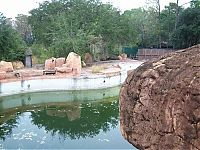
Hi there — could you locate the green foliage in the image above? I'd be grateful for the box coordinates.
[31,43,51,64]
[15,14,33,46]
[0,13,25,61]
[191,0,200,8]
[172,7,200,49]
[160,3,177,47]
[26,0,200,60]
[28,0,124,59]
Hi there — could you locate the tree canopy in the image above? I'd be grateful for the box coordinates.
[0,0,200,62]
[0,13,25,61]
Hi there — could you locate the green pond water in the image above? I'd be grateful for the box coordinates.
[0,87,134,149]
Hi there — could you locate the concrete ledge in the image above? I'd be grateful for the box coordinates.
[0,61,143,97]
[0,71,126,97]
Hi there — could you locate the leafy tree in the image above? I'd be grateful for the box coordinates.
[160,3,177,48]
[172,7,200,49]
[28,0,123,59]
[145,0,162,48]
[15,14,33,46]
[27,0,200,60]
[0,13,25,61]
[121,8,145,47]
[191,0,200,8]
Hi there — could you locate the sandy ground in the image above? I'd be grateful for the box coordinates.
[1,59,144,83]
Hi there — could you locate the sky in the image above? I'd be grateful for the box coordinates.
[0,0,191,19]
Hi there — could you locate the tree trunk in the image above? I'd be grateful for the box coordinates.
[175,0,179,30]
[158,0,161,48]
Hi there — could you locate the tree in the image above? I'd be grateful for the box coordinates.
[146,0,162,48]
[172,7,200,49]
[0,13,25,61]
[191,0,200,8]
[175,0,179,30]
[28,0,122,59]
[160,3,178,48]
[15,14,33,46]
[121,8,148,47]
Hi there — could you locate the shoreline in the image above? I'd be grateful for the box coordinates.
[0,60,143,97]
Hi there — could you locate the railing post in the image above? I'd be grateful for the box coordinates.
[0,82,1,94]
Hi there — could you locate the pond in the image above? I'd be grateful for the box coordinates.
[0,87,135,149]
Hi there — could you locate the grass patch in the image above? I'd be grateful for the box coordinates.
[91,65,106,73]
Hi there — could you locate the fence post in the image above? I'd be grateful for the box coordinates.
[0,82,1,94]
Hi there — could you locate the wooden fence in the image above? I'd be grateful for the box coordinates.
[136,49,174,60]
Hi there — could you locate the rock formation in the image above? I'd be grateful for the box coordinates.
[55,57,65,67]
[43,53,82,76]
[118,53,127,61]
[44,57,56,71]
[12,61,24,70]
[0,61,14,72]
[65,52,82,75]
[56,66,72,73]
[120,45,200,150]
[0,71,6,80]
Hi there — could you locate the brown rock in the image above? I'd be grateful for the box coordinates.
[56,57,65,67]
[5,72,17,79]
[45,57,56,71]
[0,61,14,72]
[12,61,24,70]
[118,55,122,60]
[0,71,6,80]
[121,53,127,60]
[17,69,43,77]
[120,44,200,150]
[118,53,127,61]
[65,52,82,76]
[84,53,93,66]
[55,67,72,73]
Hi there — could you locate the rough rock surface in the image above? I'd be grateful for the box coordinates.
[0,71,6,80]
[118,53,127,61]
[0,61,14,72]
[45,57,56,71]
[12,61,24,70]
[55,66,72,73]
[55,57,65,67]
[120,45,200,150]
[65,52,82,75]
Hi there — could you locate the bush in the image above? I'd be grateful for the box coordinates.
[0,14,25,62]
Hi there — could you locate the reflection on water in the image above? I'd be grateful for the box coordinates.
[0,89,134,149]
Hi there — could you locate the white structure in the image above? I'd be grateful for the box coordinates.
[0,61,143,97]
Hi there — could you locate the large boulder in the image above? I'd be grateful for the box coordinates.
[65,52,82,75]
[55,66,72,73]
[0,71,6,80]
[120,45,200,150]
[118,53,127,61]
[45,57,56,71]
[0,61,14,72]
[56,57,65,67]
[12,61,24,70]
